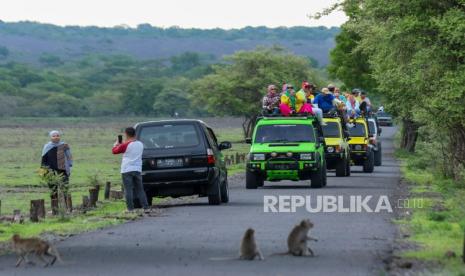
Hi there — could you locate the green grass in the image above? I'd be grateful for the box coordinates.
[396,150,465,274]
[0,117,249,246]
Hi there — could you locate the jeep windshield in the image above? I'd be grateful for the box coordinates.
[139,124,200,149]
[254,124,315,143]
[322,122,340,138]
[349,123,367,137]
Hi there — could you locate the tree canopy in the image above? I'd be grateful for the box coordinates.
[329,0,465,180]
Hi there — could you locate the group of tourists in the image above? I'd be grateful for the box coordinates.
[262,81,372,123]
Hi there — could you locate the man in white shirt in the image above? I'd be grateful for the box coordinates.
[112,127,149,211]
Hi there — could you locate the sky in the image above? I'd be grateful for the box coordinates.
[0,0,347,29]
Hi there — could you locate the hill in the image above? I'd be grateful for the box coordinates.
[0,21,339,66]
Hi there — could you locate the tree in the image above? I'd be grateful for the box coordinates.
[328,0,465,178]
[170,52,202,74]
[0,46,9,59]
[153,78,190,116]
[39,54,63,67]
[85,91,123,116]
[44,94,87,116]
[327,27,376,92]
[192,47,324,137]
[121,80,163,115]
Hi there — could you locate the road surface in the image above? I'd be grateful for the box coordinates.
[0,127,400,276]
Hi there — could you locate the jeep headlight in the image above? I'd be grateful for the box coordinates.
[252,154,265,161]
[300,153,314,160]
[354,145,362,151]
[327,146,334,153]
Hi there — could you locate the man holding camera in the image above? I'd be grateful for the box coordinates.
[112,127,149,212]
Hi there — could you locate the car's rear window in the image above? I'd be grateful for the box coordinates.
[255,124,315,143]
[322,122,341,138]
[377,112,391,117]
[349,123,367,137]
[139,124,200,149]
[368,121,376,135]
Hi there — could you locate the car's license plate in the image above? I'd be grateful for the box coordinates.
[269,163,293,170]
[157,158,184,168]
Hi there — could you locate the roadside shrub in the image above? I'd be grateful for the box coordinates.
[428,212,447,222]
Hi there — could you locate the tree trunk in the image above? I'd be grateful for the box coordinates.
[448,125,465,181]
[400,118,420,152]
[242,115,258,139]
[463,228,465,263]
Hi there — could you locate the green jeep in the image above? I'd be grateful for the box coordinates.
[245,115,327,189]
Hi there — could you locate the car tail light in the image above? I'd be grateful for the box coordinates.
[207,148,215,165]
[335,145,341,153]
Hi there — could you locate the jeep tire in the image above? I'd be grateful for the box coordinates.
[363,150,375,173]
[246,170,263,189]
[345,158,351,176]
[311,165,324,188]
[374,142,382,166]
[335,158,347,177]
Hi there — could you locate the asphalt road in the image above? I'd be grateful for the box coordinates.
[0,127,400,276]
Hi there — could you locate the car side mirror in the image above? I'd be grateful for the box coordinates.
[245,138,252,144]
[219,141,232,151]
[346,137,351,141]
[368,134,374,138]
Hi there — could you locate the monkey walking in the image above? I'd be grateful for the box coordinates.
[210,228,264,261]
[272,219,318,257]
[11,234,63,267]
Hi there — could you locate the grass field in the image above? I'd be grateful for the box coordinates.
[0,117,249,244]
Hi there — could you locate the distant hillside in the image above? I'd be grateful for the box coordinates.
[0,21,339,66]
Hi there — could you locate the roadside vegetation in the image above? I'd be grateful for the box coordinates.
[0,117,248,246]
[326,1,465,272]
[395,126,465,274]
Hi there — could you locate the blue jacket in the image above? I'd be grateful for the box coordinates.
[313,94,335,113]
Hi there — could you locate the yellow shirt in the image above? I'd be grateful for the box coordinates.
[281,94,292,108]
[295,90,307,112]
[307,94,315,102]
